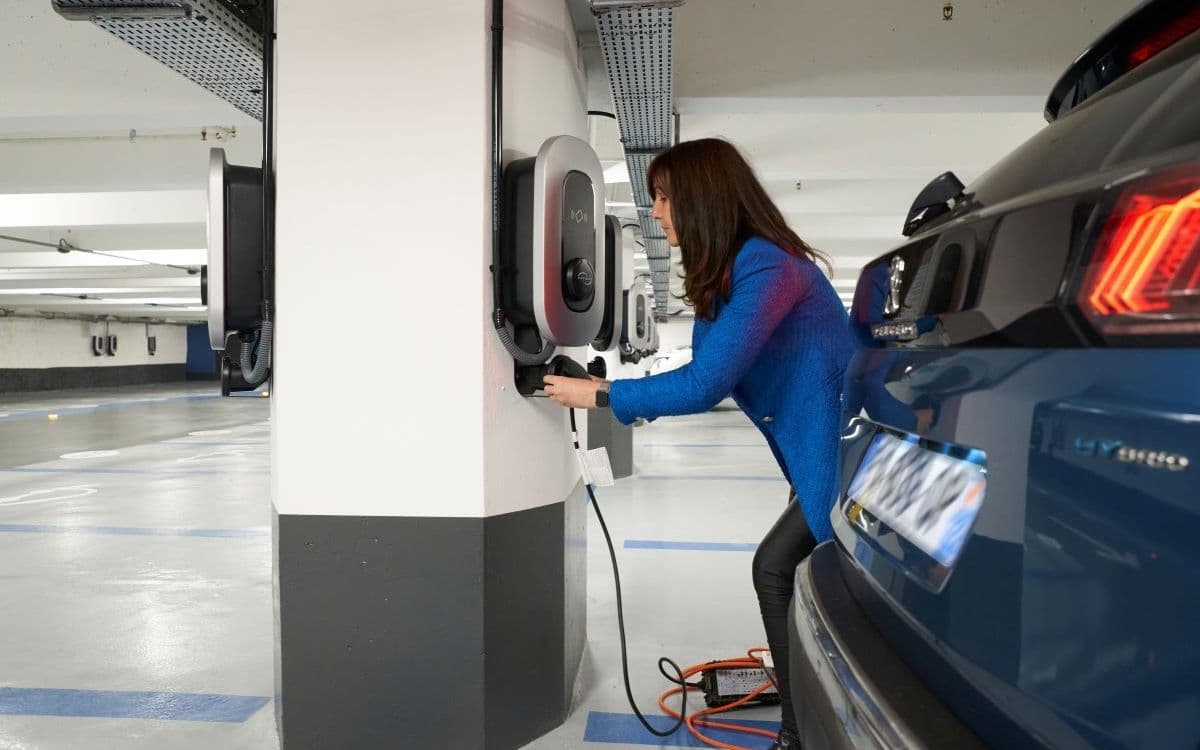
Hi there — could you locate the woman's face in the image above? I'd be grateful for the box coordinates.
[650,189,678,247]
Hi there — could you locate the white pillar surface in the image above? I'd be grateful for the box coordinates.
[273,0,491,519]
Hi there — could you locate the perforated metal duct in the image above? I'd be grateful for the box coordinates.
[593,2,679,312]
[52,0,263,120]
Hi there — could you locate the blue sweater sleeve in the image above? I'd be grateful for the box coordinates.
[610,243,807,425]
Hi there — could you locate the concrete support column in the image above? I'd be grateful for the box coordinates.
[272,1,589,747]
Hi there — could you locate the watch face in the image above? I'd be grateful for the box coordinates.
[596,388,610,408]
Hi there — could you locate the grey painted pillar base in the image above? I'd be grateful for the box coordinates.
[273,481,588,749]
[587,408,633,479]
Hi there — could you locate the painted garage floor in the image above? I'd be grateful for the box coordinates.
[0,385,788,749]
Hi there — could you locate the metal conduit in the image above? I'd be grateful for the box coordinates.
[592,1,681,312]
[52,0,264,120]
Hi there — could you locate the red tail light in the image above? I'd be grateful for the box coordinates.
[1127,5,1200,69]
[1078,166,1200,336]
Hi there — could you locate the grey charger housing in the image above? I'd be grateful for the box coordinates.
[204,148,263,351]
[500,135,606,352]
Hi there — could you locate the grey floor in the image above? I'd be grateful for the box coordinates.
[0,385,787,749]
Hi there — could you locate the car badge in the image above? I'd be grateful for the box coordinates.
[885,256,906,316]
[1073,438,1190,472]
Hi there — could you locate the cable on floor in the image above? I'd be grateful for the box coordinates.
[570,408,782,749]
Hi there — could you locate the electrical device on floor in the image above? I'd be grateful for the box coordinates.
[567,407,782,749]
[700,662,780,709]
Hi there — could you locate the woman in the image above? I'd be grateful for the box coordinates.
[543,138,853,750]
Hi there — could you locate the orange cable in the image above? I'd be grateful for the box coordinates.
[654,652,781,750]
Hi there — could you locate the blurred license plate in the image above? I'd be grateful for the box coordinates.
[846,432,987,568]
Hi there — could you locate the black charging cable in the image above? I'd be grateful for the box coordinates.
[568,407,689,738]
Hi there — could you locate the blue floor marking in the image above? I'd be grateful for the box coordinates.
[625,540,758,552]
[583,711,778,747]
[0,687,269,723]
[0,524,269,539]
[637,474,785,482]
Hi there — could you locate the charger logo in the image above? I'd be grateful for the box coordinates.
[1073,438,1190,472]
[569,209,589,224]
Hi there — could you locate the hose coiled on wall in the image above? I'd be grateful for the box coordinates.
[240,320,272,386]
[493,311,554,365]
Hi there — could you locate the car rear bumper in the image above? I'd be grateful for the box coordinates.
[789,542,986,750]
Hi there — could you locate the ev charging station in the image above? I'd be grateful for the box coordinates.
[494,134,609,395]
[203,147,273,396]
[592,214,625,353]
[621,285,658,364]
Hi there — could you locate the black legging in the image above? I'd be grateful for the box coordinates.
[751,488,817,738]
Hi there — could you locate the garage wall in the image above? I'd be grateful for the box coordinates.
[0,316,186,391]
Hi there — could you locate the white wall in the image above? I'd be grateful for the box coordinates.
[274,0,491,519]
[483,0,592,518]
[0,134,261,195]
[0,317,184,367]
[275,0,599,520]
[273,0,590,522]
[655,318,694,353]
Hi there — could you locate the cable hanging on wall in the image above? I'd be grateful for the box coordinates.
[0,232,200,274]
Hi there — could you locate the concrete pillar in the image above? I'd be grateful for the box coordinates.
[272,1,589,747]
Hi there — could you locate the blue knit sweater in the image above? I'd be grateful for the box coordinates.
[610,237,854,542]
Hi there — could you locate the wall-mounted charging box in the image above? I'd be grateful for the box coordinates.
[204,148,263,352]
[591,215,625,352]
[623,287,655,353]
[501,135,605,355]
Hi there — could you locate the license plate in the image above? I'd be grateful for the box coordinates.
[846,431,987,568]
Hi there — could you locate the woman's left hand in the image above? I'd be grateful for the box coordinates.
[543,375,602,409]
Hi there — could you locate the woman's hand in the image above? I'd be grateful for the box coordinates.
[543,375,605,409]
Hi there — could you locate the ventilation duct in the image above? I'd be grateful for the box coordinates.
[51,0,264,120]
[592,1,680,313]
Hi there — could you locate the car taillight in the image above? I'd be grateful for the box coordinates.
[1078,166,1200,336]
[1127,5,1200,69]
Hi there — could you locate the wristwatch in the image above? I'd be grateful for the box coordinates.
[595,381,611,408]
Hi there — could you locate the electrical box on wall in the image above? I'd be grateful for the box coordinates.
[620,286,656,362]
[204,148,262,352]
[591,215,625,352]
[202,148,271,396]
[500,135,606,394]
[501,135,605,350]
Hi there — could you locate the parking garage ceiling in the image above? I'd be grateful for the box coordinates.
[2,0,1138,321]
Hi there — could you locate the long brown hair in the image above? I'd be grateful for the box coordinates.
[646,138,830,320]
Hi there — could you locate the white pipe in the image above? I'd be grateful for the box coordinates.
[0,126,237,145]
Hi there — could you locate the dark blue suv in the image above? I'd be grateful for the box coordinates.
[789,2,1200,748]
